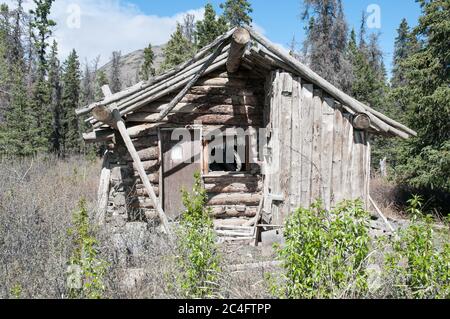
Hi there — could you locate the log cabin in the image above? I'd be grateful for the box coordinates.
[76,27,416,242]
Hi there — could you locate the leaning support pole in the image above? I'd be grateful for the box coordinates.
[226,27,251,73]
[112,108,172,236]
[101,85,172,236]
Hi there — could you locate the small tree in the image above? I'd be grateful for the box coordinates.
[67,198,108,299]
[196,3,229,49]
[140,43,155,81]
[177,172,221,298]
[384,196,450,299]
[160,23,195,71]
[271,200,371,299]
[220,0,253,27]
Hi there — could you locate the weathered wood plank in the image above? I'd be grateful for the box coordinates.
[310,88,323,204]
[139,102,261,116]
[124,146,159,161]
[204,181,262,193]
[290,77,303,209]
[321,97,335,210]
[160,93,261,106]
[331,102,344,206]
[209,206,258,218]
[342,114,354,201]
[279,72,293,218]
[300,83,314,207]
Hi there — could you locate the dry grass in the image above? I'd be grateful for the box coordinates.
[0,155,99,298]
[0,155,270,299]
[370,176,406,220]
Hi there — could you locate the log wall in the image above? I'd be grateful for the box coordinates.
[104,66,266,224]
[264,71,371,225]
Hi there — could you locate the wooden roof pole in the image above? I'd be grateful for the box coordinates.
[226,28,251,73]
[99,85,172,236]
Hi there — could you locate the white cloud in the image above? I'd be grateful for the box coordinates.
[8,0,204,66]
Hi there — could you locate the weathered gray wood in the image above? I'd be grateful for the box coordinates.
[331,102,344,206]
[311,88,323,204]
[96,151,111,226]
[209,206,258,218]
[321,97,335,210]
[123,146,159,162]
[126,113,262,126]
[204,181,262,193]
[300,83,314,207]
[158,39,231,121]
[208,193,262,206]
[243,26,416,138]
[279,72,293,218]
[111,108,172,235]
[352,113,371,130]
[342,114,354,200]
[227,28,251,73]
[76,28,236,116]
[290,77,303,208]
[83,129,114,143]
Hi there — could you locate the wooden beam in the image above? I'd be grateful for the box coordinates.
[100,85,172,235]
[352,113,371,130]
[157,39,231,121]
[96,151,111,226]
[227,28,251,73]
[112,108,172,236]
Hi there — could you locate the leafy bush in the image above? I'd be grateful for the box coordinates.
[67,198,108,299]
[384,196,450,299]
[270,200,372,299]
[176,172,221,298]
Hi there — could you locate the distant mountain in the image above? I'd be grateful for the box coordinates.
[98,44,166,89]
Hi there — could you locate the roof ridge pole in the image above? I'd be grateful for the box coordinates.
[99,85,173,237]
[157,38,231,121]
[226,27,251,73]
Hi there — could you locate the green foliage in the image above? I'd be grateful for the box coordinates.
[384,197,450,299]
[220,0,253,27]
[140,44,155,81]
[176,172,221,298]
[61,49,82,155]
[271,200,371,299]
[395,0,450,194]
[196,3,229,49]
[160,24,195,72]
[10,283,22,299]
[68,198,108,299]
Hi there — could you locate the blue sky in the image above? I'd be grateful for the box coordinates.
[132,0,422,74]
[6,0,422,76]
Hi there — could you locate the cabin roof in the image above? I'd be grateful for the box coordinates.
[76,27,416,139]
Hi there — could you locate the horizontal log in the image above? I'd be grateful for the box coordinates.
[352,113,371,130]
[131,136,159,149]
[136,103,261,117]
[188,86,263,96]
[83,129,114,143]
[205,181,262,193]
[196,77,247,87]
[203,173,260,184]
[123,173,160,185]
[131,187,160,197]
[128,159,159,172]
[123,146,159,161]
[208,193,262,206]
[127,113,263,126]
[160,93,261,106]
[209,206,258,218]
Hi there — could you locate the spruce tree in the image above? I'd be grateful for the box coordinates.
[61,50,82,155]
[397,0,450,193]
[220,0,253,27]
[29,0,56,152]
[48,40,61,154]
[94,69,108,101]
[160,23,195,71]
[301,0,352,91]
[140,44,155,81]
[196,3,229,49]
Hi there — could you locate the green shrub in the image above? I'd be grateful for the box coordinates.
[67,198,108,299]
[384,196,450,299]
[271,200,372,299]
[176,172,221,298]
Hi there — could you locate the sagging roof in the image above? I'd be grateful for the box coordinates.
[76,27,416,140]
